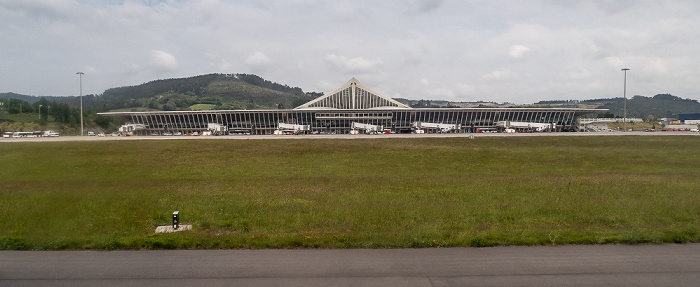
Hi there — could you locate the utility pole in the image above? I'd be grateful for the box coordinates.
[77,72,84,136]
[621,68,629,132]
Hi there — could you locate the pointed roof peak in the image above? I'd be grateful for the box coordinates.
[295,78,410,110]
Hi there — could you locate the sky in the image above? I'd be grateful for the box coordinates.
[1,0,699,104]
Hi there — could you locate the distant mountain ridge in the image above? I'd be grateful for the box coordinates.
[0,92,74,104]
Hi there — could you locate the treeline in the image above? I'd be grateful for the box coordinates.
[2,98,36,114]
[0,97,124,134]
[1,97,84,124]
[599,94,700,118]
[535,99,581,105]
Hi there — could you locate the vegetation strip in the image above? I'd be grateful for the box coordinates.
[0,136,698,249]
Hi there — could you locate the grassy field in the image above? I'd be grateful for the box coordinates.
[0,112,41,122]
[187,104,217,110]
[0,136,698,249]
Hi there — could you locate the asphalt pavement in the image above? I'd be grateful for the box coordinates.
[1,244,699,286]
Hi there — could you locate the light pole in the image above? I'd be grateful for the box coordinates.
[77,72,84,136]
[621,68,629,132]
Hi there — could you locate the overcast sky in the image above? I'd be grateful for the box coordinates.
[1,0,699,104]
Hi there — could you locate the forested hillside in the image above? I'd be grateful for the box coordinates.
[93,74,315,111]
[534,94,700,119]
[599,94,700,119]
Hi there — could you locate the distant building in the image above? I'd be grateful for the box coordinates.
[679,113,700,124]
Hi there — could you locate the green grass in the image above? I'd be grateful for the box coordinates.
[187,104,217,110]
[0,112,41,122]
[0,136,698,249]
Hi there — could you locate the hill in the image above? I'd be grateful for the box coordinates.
[599,94,700,119]
[0,92,38,103]
[92,74,315,111]
[534,94,700,119]
[1,74,317,112]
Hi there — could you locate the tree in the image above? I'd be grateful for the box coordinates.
[36,97,50,122]
[163,101,177,111]
[49,102,72,123]
[8,99,33,114]
[596,112,615,118]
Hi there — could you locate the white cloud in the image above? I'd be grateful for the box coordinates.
[324,55,383,74]
[483,69,517,80]
[644,57,669,75]
[508,45,530,59]
[315,80,339,93]
[454,83,475,95]
[205,53,232,71]
[565,67,591,80]
[405,0,445,13]
[0,0,82,21]
[427,87,455,98]
[604,57,624,68]
[148,50,178,72]
[121,62,140,75]
[245,52,272,71]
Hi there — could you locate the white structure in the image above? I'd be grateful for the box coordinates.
[496,121,555,132]
[207,123,228,134]
[275,123,310,135]
[351,122,384,134]
[578,118,643,131]
[578,118,643,124]
[119,124,147,135]
[42,130,60,137]
[295,78,410,110]
[411,122,460,133]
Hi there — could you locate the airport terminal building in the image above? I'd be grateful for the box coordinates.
[99,78,604,135]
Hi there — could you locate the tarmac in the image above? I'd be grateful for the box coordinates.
[1,244,699,286]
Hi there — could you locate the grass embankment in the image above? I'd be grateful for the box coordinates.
[0,137,698,249]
